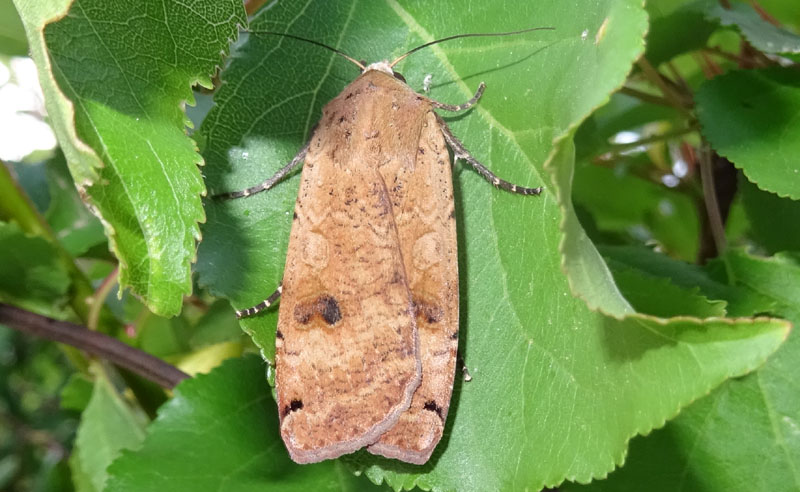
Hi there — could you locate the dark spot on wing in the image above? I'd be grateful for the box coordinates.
[413,298,444,324]
[423,400,444,420]
[319,295,341,325]
[294,294,342,326]
[282,398,304,417]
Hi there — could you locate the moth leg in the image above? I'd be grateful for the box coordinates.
[457,352,473,382]
[422,74,433,93]
[236,283,282,319]
[436,114,543,196]
[427,82,485,112]
[213,141,310,200]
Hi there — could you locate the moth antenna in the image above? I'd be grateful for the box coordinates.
[389,26,555,68]
[247,30,365,71]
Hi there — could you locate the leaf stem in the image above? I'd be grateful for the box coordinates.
[703,46,747,65]
[665,61,689,92]
[618,86,674,108]
[87,266,119,331]
[0,162,52,238]
[698,143,727,256]
[0,303,189,389]
[636,58,693,119]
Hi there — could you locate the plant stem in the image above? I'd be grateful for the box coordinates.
[619,86,674,107]
[665,61,689,91]
[699,143,727,256]
[0,303,189,389]
[636,58,693,119]
[87,266,119,331]
[703,46,747,65]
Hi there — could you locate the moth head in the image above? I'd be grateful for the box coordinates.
[363,60,407,83]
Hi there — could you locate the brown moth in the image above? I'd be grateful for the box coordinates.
[217,28,548,465]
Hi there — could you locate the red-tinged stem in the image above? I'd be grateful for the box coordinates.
[0,303,189,389]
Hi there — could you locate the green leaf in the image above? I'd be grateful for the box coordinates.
[136,314,191,359]
[725,249,800,314]
[194,2,792,490]
[10,155,106,256]
[174,341,243,377]
[563,250,799,492]
[0,1,28,57]
[70,365,146,492]
[18,0,246,316]
[645,0,717,66]
[8,160,51,213]
[0,221,71,318]
[60,372,93,412]
[696,68,800,199]
[709,2,800,54]
[105,355,385,491]
[607,262,728,318]
[0,455,20,491]
[739,174,800,254]
[13,0,104,188]
[572,157,700,261]
[42,153,106,256]
[601,245,775,317]
[755,0,800,31]
[189,299,243,349]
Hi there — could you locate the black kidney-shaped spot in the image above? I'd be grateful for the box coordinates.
[283,398,304,418]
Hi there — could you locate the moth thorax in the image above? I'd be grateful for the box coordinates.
[364,60,394,76]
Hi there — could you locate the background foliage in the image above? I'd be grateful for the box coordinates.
[1,0,798,490]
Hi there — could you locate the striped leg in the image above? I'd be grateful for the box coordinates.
[437,114,542,196]
[213,141,310,200]
[236,284,282,319]
[427,82,486,112]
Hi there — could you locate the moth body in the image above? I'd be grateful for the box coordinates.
[276,66,459,464]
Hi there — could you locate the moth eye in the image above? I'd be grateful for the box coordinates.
[393,71,406,83]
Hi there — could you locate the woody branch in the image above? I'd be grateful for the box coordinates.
[0,303,189,389]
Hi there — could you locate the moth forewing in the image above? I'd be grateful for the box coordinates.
[276,70,432,463]
[366,108,460,464]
